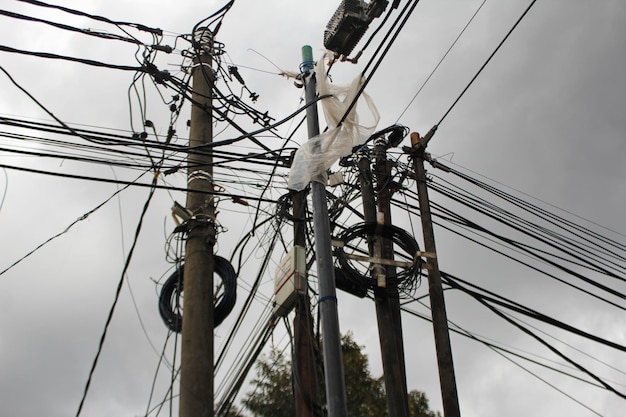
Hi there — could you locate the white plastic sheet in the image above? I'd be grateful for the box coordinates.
[287,54,380,191]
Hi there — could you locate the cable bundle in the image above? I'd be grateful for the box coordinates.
[158,255,237,332]
[334,222,422,295]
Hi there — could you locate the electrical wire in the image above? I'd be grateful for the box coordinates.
[337,0,422,127]
[0,172,144,277]
[0,45,146,72]
[0,162,279,203]
[158,256,238,332]
[395,0,488,122]
[0,167,7,213]
[75,174,159,417]
[436,0,539,127]
[0,9,145,46]
[441,271,626,399]
[16,0,163,36]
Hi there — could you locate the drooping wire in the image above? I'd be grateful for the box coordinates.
[0,45,146,72]
[0,9,144,46]
[395,0,488,122]
[436,0,539,126]
[0,171,146,277]
[75,175,159,417]
[441,271,626,400]
[0,167,7,213]
[15,0,163,36]
[399,300,607,416]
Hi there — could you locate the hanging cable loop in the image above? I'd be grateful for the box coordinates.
[158,255,237,332]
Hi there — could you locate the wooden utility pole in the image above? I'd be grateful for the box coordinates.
[180,28,215,417]
[292,189,320,417]
[406,131,461,417]
[356,141,409,417]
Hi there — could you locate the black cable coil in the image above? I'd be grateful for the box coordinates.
[334,222,422,294]
[158,255,237,333]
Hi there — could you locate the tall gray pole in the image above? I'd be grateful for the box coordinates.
[406,131,461,417]
[301,45,348,417]
[180,28,215,417]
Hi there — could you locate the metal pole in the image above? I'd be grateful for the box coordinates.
[180,28,215,417]
[407,131,461,417]
[301,45,348,417]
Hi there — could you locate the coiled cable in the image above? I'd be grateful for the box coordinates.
[334,222,422,295]
[158,255,237,332]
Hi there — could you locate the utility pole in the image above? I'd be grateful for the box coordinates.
[180,28,215,417]
[292,185,320,417]
[357,141,409,417]
[406,131,461,417]
[301,45,348,417]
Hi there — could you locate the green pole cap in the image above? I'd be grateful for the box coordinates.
[301,45,314,63]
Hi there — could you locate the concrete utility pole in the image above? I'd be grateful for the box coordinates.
[357,143,409,417]
[292,188,319,417]
[301,45,348,417]
[406,131,461,417]
[180,28,215,417]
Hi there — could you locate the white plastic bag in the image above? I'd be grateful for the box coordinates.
[288,54,380,191]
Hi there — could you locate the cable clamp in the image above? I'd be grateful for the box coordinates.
[188,170,212,184]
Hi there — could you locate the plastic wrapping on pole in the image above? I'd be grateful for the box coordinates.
[300,46,349,417]
[288,53,380,191]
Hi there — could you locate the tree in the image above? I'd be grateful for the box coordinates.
[242,348,295,417]
[242,333,440,417]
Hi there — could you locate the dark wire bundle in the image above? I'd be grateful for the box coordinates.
[334,222,422,295]
[158,255,238,332]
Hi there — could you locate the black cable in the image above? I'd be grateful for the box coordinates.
[16,0,163,35]
[442,271,626,400]
[395,0,488,122]
[441,272,626,353]
[0,173,140,277]
[427,178,625,279]
[0,9,144,45]
[437,0,538,126]
[0,45,145,72]
[432,159,626,255]
[337,0,421,127]
[0,162,279,203]
[399,303,607,415]
[334,222,422,294]
[75,175,158,417]
[158,256,238,332]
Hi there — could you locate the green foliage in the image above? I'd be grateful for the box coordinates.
[242,349,294,417]
[243,332,440,417]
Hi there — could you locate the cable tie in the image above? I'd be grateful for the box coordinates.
[319,295,337,304]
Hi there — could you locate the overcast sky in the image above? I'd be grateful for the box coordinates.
[0,1,625,417]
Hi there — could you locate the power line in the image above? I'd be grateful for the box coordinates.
[75,175,159,417]
[0,9,145,46]
[436,0,539,126]
[395,0,488,122]
[0,45,146,72]
[15,0,163,36]
[0,173,140,277]
[0,162,281,203]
